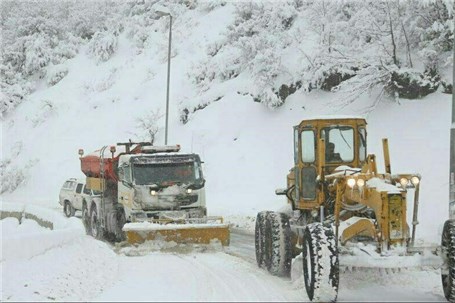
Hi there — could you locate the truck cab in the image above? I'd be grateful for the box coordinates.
[117,152,206,222]
[79,143,208,241]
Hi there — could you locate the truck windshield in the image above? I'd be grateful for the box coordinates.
[132,162,201,186]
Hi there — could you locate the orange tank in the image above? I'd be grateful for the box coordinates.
[80,154,118,181]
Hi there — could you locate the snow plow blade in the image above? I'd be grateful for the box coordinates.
[123,217,230,246]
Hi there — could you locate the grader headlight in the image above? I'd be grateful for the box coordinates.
[347,178,356,188]
[399,177,409,188]
[411,176,420,186]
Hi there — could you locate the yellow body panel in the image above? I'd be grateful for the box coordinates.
[340,218,377,245]
[86,177,105,191]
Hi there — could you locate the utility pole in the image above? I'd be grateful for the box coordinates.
[156,7,172,146]
[450,39,455,219]
[164,15,172,145]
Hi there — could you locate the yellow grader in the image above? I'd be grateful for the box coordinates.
[255,117,452,302]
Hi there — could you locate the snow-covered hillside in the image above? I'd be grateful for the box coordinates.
[1,0,452,244]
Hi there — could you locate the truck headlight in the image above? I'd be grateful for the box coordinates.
[411,176,420,186]
[356,178,365,188]
[400,177,409,188]
[187,188,193,194]
[150,190,157,196]
[347,178,356,188]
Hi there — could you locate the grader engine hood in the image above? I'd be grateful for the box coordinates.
[331,167,420,247]
[134,184,199,210]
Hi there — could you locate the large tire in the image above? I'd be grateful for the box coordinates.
[263,211,292,277]
[442,219,455,302]
[81,203,90,235]
[114,207,127,242]
[302,223,339,302]
[255,211,271,268]
[63,201,75,217]
[90,205,104,240]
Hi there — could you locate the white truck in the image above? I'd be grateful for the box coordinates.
[78,142,228,245]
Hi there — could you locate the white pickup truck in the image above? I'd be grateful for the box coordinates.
[59,178,100,217]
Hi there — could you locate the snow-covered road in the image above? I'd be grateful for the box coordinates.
[93,251,301,302]
[226,229,446,302]
[0,214,448,302]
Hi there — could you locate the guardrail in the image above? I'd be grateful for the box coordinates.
[1,202,85,261]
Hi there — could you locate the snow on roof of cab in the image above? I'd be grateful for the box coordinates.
[301,115,366,121]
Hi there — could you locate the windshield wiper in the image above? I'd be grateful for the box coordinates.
[338,128,352,150]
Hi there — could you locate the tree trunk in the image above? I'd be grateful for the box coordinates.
[386,1,398,66]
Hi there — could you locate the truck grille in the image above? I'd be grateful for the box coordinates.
[177,195,198,206]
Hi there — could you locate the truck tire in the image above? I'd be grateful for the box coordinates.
[114,207,126,242]
[442,219,455,302]
[64,201,75,217]
[263,211,292,277]
[302,223,339,302]
[81,203,90,235]
[255,211,271,268]
[90,205,104,240]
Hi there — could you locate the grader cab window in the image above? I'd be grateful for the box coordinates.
[300,129,315,163]
[321,126,354,163]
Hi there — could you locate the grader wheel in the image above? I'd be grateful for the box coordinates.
[263,211,292,277]
[255,211,271,268]
[302,223,339,302]
[442,219,455,302]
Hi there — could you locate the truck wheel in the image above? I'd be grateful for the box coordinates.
[90,206,104,240]
[81,203,90,235]
[114,207,126,242]
[64,201,75,217]
[442,219,455,302]
[255,211,271,268]
[302,223,339,302]
[263,211,292,277]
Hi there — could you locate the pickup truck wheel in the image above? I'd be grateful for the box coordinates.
[64,201,75,217]
[90,206,104,240]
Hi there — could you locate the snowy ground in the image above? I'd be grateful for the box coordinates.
[0,210,448,302]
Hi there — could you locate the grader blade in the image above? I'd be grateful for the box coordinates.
[339,246,443,271]
[123,220,230,246]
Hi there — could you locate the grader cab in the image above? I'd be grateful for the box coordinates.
[255,117,452,302]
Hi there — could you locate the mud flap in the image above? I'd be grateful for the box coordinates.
[123,223,230,246]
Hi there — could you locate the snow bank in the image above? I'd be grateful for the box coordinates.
[1,202,85,261]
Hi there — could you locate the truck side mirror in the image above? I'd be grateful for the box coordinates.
[118,165,133,188]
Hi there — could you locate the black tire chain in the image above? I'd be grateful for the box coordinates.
[265,212,292,277]
[442,219,455,302]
